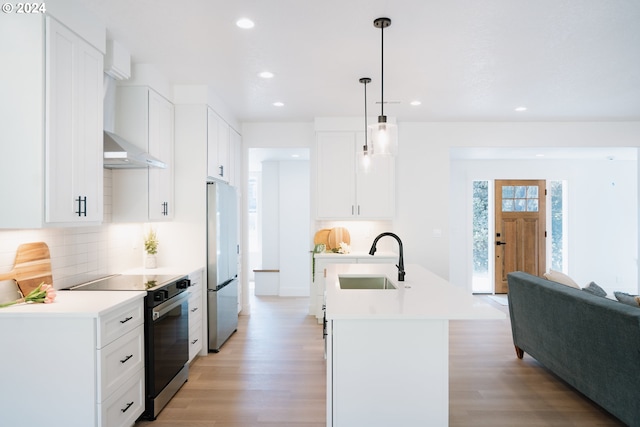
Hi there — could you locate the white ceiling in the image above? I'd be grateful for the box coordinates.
[80,0,640,123]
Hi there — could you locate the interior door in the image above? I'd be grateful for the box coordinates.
[494,180,546,293]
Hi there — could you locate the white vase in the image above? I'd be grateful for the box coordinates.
[145,253,157,269]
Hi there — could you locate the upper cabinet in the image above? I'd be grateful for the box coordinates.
[0,15,104,228]
[229,128,242,187]
[46,18,104,224]
[207,108,240,184]
[112,86,175,222]
[316,131,395,220]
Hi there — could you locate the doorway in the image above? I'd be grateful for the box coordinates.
[247,148,310,296]
[494,180,546,293]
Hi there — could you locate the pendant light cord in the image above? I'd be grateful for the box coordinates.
[380,24,384,117]
[364,80,368,144]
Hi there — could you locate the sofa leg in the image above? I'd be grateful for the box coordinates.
[515,345,524,359]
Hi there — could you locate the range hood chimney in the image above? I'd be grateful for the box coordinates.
[102,43,166,169]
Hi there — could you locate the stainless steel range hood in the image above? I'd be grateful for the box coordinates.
[104,130,166,169]
[103,74,166,169]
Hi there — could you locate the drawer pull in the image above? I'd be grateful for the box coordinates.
[190,307,198,313]
[191,338,199,345]
[121,401,134,413]
[120,354,133,364]
[119,316,133,324]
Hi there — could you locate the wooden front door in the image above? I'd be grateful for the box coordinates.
[494,180,546,293]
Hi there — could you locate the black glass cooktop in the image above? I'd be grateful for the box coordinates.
[68,274,184,292]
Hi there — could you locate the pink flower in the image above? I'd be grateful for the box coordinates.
[0,282,57,308]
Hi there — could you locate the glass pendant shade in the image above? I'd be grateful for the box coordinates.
[369,116,397,156]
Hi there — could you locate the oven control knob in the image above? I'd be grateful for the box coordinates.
[176,279,190,289]
[154,290,168,302]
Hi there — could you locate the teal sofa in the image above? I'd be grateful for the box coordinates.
[507,271,640,426]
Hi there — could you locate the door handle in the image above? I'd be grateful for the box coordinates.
[496,241,507,246]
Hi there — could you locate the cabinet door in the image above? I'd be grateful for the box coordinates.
[316,132,357,219]
[207,107,220,179]
[355,132,395,219]
[46,17,103,223]
[217,119,230,182]
[229,128,242,187]
[148,90,174,220]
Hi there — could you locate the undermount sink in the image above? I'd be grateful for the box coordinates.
[338,276,396,290]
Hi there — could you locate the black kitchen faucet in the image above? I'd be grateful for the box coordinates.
[369,232,405,281]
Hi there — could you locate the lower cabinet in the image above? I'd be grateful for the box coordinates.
[0,293,145,427]
[327,318,449,426]
[188,268,205,363]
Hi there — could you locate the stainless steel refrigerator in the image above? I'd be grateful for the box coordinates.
[207,181,239,352]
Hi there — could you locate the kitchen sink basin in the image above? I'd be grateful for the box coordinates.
[338,276,396,290]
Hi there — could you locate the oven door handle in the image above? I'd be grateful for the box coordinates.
[152,292,189,321]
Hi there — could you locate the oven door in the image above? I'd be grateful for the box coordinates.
[148,291,189,398]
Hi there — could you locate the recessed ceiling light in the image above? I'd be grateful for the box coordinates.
[291,154,300,158]
[273,101,284,107]
[259,71,274,79]
[236,18,255,29]
[514,106,527,112]
[535,154,545,157]
[410,100,422,106]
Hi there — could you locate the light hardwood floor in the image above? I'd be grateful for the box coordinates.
[135,294,623,427]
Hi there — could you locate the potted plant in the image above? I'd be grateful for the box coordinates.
[144,228,159,269]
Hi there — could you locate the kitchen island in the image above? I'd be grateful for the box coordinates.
[324,263,504,427]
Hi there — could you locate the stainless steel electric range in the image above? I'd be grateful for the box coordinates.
[68,274,191,420]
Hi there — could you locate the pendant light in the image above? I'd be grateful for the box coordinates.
[359,77,372,170]
[369,17,397,156]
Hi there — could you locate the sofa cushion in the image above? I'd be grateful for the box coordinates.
[543,270,580,289]
[582,281,607,297]
[613,291,640,307]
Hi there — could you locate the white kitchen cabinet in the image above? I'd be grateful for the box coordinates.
[207,108,228,181]
[0,291,146,427]
[207,108,238,183]
[311,252,398,323]
[229,127,242,187]
[0,16,104,228]
[316,132,395,219]
[112,86,174,221]
[188,268,204,363]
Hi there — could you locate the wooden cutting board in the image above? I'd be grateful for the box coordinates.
[313,229,331,247]
[0,242,53,296]
[327,227,351,250]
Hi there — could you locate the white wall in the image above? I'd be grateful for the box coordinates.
[261,162,280,269]
[450,157,638,295]
[278,160,311,296]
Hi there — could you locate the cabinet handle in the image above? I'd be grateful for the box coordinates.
[120,316,133,324]
[75,196,87,217]
[358,205,361,215]
[219,165,224,177]
[121,401,134,413]
[161,201,169,216]
[191,338,199,345]
[351,205,354,215]
[191,307,198,313]
[120,354,133,364]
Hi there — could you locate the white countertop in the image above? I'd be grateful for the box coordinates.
[325,263,505,320]
[314,251,397,259]
[0,291,146,318]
